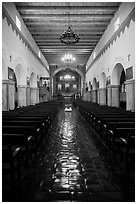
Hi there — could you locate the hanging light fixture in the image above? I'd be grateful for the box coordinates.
[60,3,80,45]
[62,53,75,63]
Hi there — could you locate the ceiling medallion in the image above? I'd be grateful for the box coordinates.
[62,53,75,63]
[60,26,80,45]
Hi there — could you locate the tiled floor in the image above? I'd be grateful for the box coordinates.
[3,105,135,202]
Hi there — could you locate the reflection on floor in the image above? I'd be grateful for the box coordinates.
[3,105,135,202]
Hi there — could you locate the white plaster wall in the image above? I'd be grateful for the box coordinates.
[86,19,135,85]
[86,2,135,70]
[2,17,49,81]
[2,2,49,70]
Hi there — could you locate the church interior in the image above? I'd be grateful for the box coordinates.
[2,2,135,202]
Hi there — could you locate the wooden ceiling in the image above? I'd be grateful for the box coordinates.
[15,2,121,69]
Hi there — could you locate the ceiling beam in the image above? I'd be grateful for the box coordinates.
[39,46,95,49]
[16,6,119,12]
[33,35,101,39]
[24,18,111,23]
[40,49,92,52]
[25,21,109,26]
[21,14,113,19]
[37,43,97,46]
[28,27,106,32]
[35,39,99,42]
[30,31,104,34]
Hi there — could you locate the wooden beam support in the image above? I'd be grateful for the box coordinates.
[16,6,119,12]
[21,14,113,19]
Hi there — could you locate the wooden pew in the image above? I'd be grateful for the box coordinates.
[120,135,135,176]
[2,125,41,154]
[107,127,135,157]
[3,133,34,166]
[2,145,21,188]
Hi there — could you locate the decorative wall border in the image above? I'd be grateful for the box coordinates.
[86,8,135,73]
[2,6,49,74]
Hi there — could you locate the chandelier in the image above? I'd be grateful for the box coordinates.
[62,53,75,63]
[60,4,80,45]
[60,26,80,45]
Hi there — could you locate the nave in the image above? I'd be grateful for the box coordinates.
[2,101,135,202]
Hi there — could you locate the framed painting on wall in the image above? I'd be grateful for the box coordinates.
[8,67,14,80]
[126,67,133,80]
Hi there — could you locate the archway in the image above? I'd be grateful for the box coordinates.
[111,63,126,108]
[54,69,81,101]
[100,72,107,88]
[112,63,124,85]
[30,72,39,105]
[92,77,98,103]
[51,67,84,99]
[13,73,18,108]
[119,69,126,109]
[92,77,98,90]
[15,63,26,85]
[14,63,26,107]
[30,72,37,88]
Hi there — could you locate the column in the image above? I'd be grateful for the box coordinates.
[107,85,112,106]
[30,87,39,105]
[125,79,135,111]
[53,76,56,97]
[91,90,97,103]
[97,88,100,104]
[82,76,86,98]
[2,79,15,111]
[2,80,8,111]
[26,86,31,106]
[49,76,52,100]
[17,85,27,107]
[99,88,107,105]
[111,85,120,107]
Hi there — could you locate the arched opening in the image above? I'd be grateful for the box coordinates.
[30,72,37,87]
[119,69,126,109]
[54,69,81,101]
[92,77,98,103]
[92,78,97,90]
[13,73,18,108]
[111,63,126,108]
[100,72,106,88]
[15,63,26,85]
[14,63,26,107]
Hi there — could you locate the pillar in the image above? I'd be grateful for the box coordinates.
[26,86,31,106]
[99,88,107,105]
[2,79,15,111]
[17,85,27,107]
[107,85,112,106]
[91,90,97,103]
[111,85,120,107]
[49,76,52,100]
[125,79,135,111]
[97,89,100,104]
[30,87,39,105]
[82,76,86,98]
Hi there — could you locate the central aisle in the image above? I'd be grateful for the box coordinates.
[12,105,128,201]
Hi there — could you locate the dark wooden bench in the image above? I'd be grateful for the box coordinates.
[3,133,34,166]
[2,145,22,188]
[107,127,135,156]
[2,125,41,154]
[120,135,135,176]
